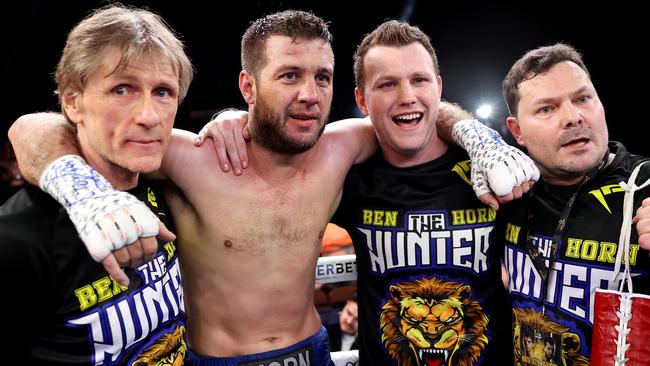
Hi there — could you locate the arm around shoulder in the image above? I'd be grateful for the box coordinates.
[8,112,80,185]
[435,101,474,144]
[9,113,166,286]
[324,117,377,165]
[433,101,540,208]
[159,128,205,184]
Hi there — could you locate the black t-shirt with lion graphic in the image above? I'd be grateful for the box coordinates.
[0,180,186,365]
[333,146,513,366]
[496,142,650,365]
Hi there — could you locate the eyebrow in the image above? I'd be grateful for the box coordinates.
[105,73,179,89]
[571,85,593,96]
[318,66,333,75]
[374,70,433,80]
[531,84,592,105]
[275,65,333,76]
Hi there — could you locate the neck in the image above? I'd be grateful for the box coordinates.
[82,153,139,191]
[247,141,307,181]
[542,174,584,187]
[382,138,448,168]
[110,174,139,191]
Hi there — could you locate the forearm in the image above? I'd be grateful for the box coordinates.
[8,112,79,185]
[345,117,378,164]
[435,100,474,145]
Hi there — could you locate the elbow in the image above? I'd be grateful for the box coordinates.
[7,115,29,145]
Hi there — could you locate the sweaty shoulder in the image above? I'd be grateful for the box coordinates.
[162,128,221,189]
[321,117,377,166]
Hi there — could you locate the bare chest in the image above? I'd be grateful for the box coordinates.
[190,172,338,255]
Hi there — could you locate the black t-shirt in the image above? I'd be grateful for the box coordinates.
[0,180,186,365]
[497,142,650,365]
[333,146,513,366]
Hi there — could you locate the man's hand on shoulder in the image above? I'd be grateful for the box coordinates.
[194,109,250,176]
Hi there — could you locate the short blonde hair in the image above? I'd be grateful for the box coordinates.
[55,4,194,110]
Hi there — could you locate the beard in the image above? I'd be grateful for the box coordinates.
[249,95,328,154]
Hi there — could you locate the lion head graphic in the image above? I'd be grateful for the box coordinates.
[379,277,488,366]
[131,325,187,366]
[513,308,589,366]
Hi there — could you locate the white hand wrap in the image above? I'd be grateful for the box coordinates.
[39,155,159,261]
[452,119,540,197]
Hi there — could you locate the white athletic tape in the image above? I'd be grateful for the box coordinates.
[330,350,359,366]
[315,255,357,284]
[452,119,539,197]
[39,155,160,261]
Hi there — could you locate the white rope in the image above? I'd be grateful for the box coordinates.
[315,254,357,284]
[610,162,650,290]
[607,162,650,365]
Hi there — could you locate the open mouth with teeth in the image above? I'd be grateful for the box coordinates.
[418,348,451,366]
[393,112,424,127]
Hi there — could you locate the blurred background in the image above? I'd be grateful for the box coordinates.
[1,0,647,201]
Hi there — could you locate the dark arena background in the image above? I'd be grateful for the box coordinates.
[1,0,647,159]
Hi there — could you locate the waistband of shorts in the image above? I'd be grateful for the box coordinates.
[187,326,330,366]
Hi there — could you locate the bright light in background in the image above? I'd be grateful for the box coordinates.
[476,104,493,119]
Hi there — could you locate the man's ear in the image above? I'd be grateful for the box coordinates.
[506,116,525,147]
[239,70,256,105]
[354,87,368,116]
[61,92,83,126]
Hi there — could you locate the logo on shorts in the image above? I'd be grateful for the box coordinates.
[240,345,313,366]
